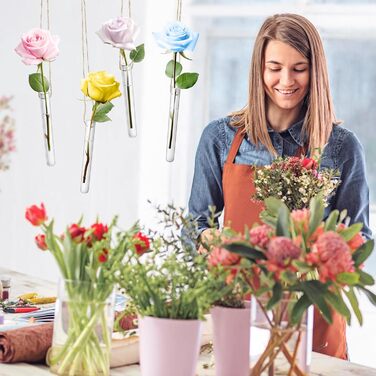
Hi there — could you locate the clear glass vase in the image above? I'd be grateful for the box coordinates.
[47,279,115,376]
[250,295,313,376]
[38,91,55,166]
[120,61,137,138]
[80,120,96,193]
[166,85,181,162]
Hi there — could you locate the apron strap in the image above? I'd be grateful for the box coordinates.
[226,128,245,164]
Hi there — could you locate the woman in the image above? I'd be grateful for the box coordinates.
[188,13,371,359]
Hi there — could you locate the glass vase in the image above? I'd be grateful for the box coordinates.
[166,85,181,162]
[119,61,137,138]
[38,91,55,166]
[250,295,313,376]
[47,279,115,376]
[80,120,96,193]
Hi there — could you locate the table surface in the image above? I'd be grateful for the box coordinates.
[0,267,375,376]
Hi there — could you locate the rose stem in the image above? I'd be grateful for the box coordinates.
[39,63,51,151]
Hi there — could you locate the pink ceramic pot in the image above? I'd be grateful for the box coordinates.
[139,316,202,376]
[211,301,251,376]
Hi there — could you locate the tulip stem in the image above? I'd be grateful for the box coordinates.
[39,63,51,151]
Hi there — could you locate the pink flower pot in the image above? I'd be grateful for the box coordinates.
[139,316,202,376]
[211,301,251,376]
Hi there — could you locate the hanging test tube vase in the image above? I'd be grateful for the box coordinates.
[120,61,137,138]
[166,85,181,162]
[38,91,55,166]
[80,120,96,193]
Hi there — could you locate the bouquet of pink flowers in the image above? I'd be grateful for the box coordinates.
[207,196,375,376]
[254,156,339,210]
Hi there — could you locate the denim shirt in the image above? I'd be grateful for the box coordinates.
[188,116,371,239]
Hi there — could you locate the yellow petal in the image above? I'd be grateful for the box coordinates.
[80,78,89,96]
[87,81,104,102]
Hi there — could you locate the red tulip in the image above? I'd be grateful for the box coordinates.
[68,224,86,243]
[98,249,109,263]
[91,223,108,241]
[133,232,150,255]
[35,234,48,251]
[25,203,47,226]
[301,157,318,170]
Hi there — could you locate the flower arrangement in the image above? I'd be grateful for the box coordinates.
[25,203,140,376]
[97,16,145,137]
[254,156,340,210]
[80,70,121,193]
[117,204,226,320]
[0,96,15,172]
[15,28,59,166]
[208,196,375,376]
[153,21,199,161]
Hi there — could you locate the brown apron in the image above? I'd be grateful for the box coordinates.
[222,128,347,360]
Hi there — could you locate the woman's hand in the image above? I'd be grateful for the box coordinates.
[198,228,221,254]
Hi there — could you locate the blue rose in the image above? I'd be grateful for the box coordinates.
[153,21,199,53]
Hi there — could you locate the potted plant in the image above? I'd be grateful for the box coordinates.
[116,205,225,376]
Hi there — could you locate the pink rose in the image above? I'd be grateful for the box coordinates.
[15,28,59,65]
[96,17,139,51]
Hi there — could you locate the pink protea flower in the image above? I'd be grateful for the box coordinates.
[249,225,273,249]
[266,237,301,269]
[291,208,310,233]
[308,231,354,282]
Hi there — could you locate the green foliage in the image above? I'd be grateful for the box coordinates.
[29,73,49,92]
[130,44,145,63]
[176,72,199,89]
[93,102,114,123]
[165,60,183,78]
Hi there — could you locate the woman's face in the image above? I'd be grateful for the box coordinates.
[263,40,310,114]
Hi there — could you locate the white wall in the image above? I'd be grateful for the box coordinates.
[0,0,196,281]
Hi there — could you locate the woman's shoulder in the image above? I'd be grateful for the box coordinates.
[328,124,363,154]
[200,116,237,144]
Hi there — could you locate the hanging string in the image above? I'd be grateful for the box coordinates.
[120,0,131,18]
[176,0,182,22]
[81,0,90,121]
[39,0,52,94]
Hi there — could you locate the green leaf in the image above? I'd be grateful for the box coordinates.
[358,270,375,286]
[323,289,351,325]
[165,60,183,79]
[264,197,284,217]
[29,73,50,92]
[291,294,312,325]
[179,51,192,61]
[324,210,339,231]
[291,260,312,273]
[356,285,376,307]
[276,204,290,237]
[280,270,298,284]
[339,209,348,223]
[93,102,114,123]
[130,44,145,62]
[336,272,360,285]
[308,196,324,236]
[300,280,332,324]
[352,239,374,267]
[266,283,283,310]
[338,223,363,242]
[223,242,266,262]
[259,211,277,227]
[344,287,363,325]
[176,72,199,89]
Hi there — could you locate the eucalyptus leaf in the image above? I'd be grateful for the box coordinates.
[291,294,311,325]
[336,272,360,285]
[176,72,199,89]
[165,60,183,78]
[352,239,374,267]
[308,196,324,236]
[266,283,283,310]
[130,44,145,63]
[276,204,290,237]
[338,223,363,242]
[344,287,363,325]
[324,210,339,231]
[224,242,266,262]
[29,73,50,93]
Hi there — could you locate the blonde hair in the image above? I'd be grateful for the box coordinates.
[231,13,338,156]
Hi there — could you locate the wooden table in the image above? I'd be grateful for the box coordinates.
[0,268,376,376]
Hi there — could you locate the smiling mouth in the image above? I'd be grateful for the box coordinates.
[275,88,299,95]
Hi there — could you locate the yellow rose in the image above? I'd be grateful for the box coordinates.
[81,71,121,103]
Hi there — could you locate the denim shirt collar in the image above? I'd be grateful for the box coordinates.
[267,119,306,146]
